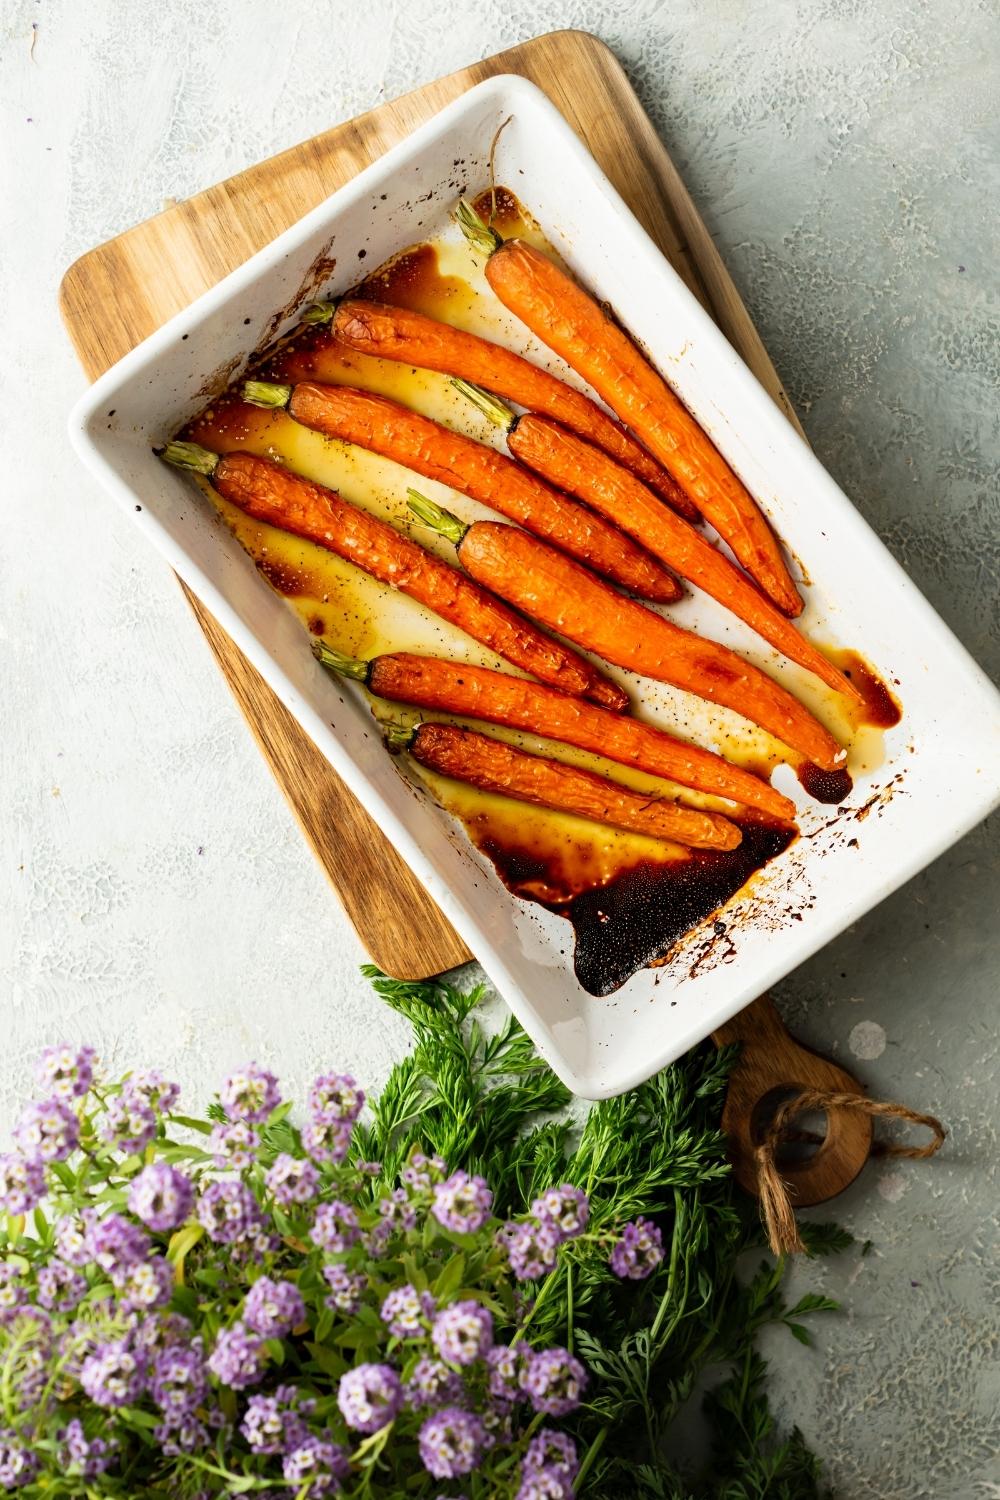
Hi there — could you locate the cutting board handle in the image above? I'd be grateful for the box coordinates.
[712,994,873,1207]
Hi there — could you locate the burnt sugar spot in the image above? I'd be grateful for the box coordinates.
[472,186,530,235]
[562,822,795,995]
[832,649,903,729]
[256,557,326,599]
[355,243,472,313]
[473,814,795,996]
[797,763,854,804]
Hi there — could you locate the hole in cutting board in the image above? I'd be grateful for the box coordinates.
[751,1085,829,1168]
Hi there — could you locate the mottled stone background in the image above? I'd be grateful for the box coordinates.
[1,2,997,1494]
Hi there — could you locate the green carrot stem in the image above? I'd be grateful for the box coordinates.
[454,196,503,256]
[450,378,514,429]
[242,380,293,409]
[406,489,469,546]
[300,300,337,325]
[384,722,418,751]
[311,640,370,682]
[158,441,220,476]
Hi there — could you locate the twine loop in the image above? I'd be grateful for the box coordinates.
[755,1088,946,1256]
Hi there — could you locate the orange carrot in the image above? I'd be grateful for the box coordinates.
[315,645,795,821]
[456,201,803,616]
[304,297,699,521]
[158,443,627,712]
[505,413,862,702]
[409,493,845,772]
[240,379,682,605]
[400,721,742,851]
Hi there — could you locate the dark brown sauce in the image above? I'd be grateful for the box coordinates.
[478,820,795,996]
[834,650,903,728]
[184,397,280,451]
[471,186,528,234]
[256,557,328,599]
[356,243,470,312]
[796,764,854,804]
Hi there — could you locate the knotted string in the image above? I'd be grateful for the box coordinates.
[755,1089,946,1255]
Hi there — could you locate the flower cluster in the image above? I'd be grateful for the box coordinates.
[0,1042,670,1497]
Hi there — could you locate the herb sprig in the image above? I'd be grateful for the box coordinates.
[360,967,846,1496]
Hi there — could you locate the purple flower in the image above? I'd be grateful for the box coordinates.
[531,1185,589,1241]
[36,1044,97,1100]
[128,1161,194,1233]
[15,1097,80,1164]
[311,1199,360,1253]
[151,1343,207,1425]
[241,1384,313,1455]
[155,1415,210,1455]
[0,1263,27,1324]
[0,1433,39,1490]
[209,1119,259,1170]
[0,1152,46,1214]
[55,1209,96,1266]
[486,1343,523,1402]
[381,1283,435,1338]
[309,1072,365,1125]
[302,1118,351,1165]
[120,1254,173,1310]
[197,1179,263,1244]
[59,1418,114,1479]
[609,1217,664,1281]
[418,1406,486,1479]
[125,1070,180,1114]
[401,1151,442,1191]
[80,1339,147,1408]
[36,1259,86,1312]
[207,1321,264,1389]
[220,1063,280,1124]
[244,1276,305,1338]
[431,1300,493,1366]
[520,1347,587,1416]
[524,1428,579,1481]
[506,1219,561,1281]
[337,1363,403,1433]
[99,1093,157,1154]
[323,1262,366,1315]
[283,1435,351,1495]
[432,1170,493,1233]
[517,1469,574,1500]
[405,1356,463,1410]
[87,1213,151,1283]
[265,1152,319,1206]
[379,1186,417,1232]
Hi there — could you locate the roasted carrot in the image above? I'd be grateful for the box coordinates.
[409,492,845,772]
[501,410,862,703]
[240,379,682,605]
[397,721,742,851]
[315,644,796,821]
[302,297,699,521]
[158,443,627,711]
[456,199,803,617]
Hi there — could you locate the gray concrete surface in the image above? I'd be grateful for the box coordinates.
[1,2,997,1494]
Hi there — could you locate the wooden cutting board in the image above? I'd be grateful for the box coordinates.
[59,28,807,981]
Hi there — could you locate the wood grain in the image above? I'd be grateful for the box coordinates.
[59,28,805,980]
[712,996,873,1206]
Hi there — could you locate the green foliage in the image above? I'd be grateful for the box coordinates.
[363,967,845,1498]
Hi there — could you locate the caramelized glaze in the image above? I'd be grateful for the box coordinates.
[179,188,903,994]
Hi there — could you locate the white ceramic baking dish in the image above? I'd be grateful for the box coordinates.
[68,75,1000,1098]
